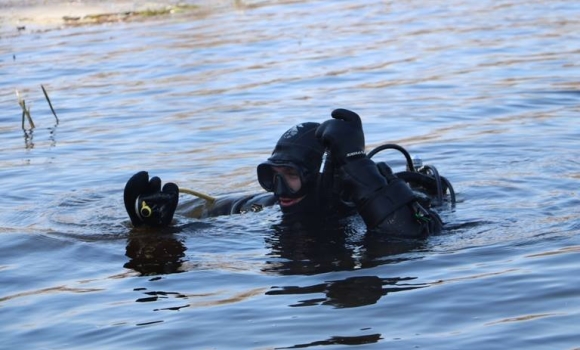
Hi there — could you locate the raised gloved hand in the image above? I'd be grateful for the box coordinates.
[315,108,366,165]
[124,171,179,227]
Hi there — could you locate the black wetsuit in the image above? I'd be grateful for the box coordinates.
[177,161,443,239]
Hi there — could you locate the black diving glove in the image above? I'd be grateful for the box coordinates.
[315,108,366,164]
[123,171,179,228]
[316,109,434,236]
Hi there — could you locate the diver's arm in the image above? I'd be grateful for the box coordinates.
[316,108,440,237]
[124,171,278,228]
[340,158,439,237]
[179,192,277,219]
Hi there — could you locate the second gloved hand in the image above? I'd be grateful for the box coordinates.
[315,108,366,165]
[124,171,179,227]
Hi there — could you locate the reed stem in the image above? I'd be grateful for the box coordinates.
[41,85,59,124]
[16,90,35,129]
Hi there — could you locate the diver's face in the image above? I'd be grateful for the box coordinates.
[272,166,305,207]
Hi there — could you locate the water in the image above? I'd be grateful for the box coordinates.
[1,0,579,348]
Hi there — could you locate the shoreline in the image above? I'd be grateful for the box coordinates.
[0,0,209,36]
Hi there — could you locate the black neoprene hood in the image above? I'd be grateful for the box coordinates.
[257,122,325,192]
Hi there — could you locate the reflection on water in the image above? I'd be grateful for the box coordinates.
[267,275,426,308]
[125,231,187,275]
[124,221,216,275]
[22,128,34,149]
[19,123,59,150]
[278,333,383,349]
[125,215,427,278]
[264,218,426,275]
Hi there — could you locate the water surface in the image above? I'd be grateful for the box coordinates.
[1,0,579,349]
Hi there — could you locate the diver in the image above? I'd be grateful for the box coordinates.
[124,108,455,238]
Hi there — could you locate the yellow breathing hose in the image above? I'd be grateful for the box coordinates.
[179,188,216,203]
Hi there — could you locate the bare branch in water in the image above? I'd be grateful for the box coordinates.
[41,85,60,124]
[16,90,35,130]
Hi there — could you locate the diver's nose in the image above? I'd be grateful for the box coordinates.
[273,174,288,197]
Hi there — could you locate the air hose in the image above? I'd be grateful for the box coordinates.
[367,143,456,206]
[179,188,216,203]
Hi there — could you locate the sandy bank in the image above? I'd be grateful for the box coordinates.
[0,0,222,35]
